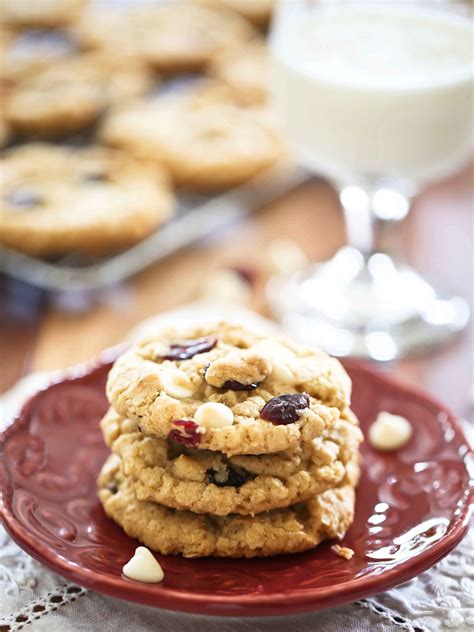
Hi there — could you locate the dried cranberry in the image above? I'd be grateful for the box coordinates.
[222,380,259,391]
[260,393,310,425]
[206,466,250,488]
[162,337,217,361]
[168,420,201,448]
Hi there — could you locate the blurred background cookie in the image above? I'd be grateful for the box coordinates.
[0,117,10,147]
[1,27,80,82]
[0,143,175,257]
[208,39,268,105]
[75,4,256,74]
[195,0,275,28]
[3,53,154,137]
[100,84,283,191]
[1,0,88,29]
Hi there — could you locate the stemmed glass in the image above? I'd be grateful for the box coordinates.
[267,0,473,360]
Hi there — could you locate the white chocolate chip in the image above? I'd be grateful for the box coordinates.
[160,368,194,399]
[194,402,234,429]
[368,411,413,451]
[271,359,294,384]
[122,547,164,583]
[201,269,252,304]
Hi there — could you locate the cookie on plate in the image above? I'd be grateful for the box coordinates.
[208,39,268,105]
[1,0,87,29]
[106,322,351,456]
[0,143,174,257]
[98,452,358,558]
[4,53,153,137]
[100,88,282,191]
[76,4,256,74]
[101,406,362,516]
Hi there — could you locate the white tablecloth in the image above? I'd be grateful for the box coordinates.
[2,305,473,631]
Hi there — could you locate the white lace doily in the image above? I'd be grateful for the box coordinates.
[1,305,473,632]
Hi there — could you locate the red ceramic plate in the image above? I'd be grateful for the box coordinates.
[1,356,472,617]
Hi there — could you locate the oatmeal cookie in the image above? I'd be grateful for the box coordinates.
[4,53,153,137]
[0,143,174,257]
[1,0,87,29]
[98,453,358,558]
[1,28,79,83]
[0,117,9,147]
[100,89,282,191]
[76,5,255,73]
[208,39,268,105]
[194,0,275,28]
[106,322,351,456]
[101,406,362,516]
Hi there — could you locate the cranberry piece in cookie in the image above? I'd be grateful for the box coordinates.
[260,393,310,425]
[168,420,201,447]
[206,465,251,488]
[163,336,217,361]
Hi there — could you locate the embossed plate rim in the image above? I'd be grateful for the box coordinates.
[1,356,473,617]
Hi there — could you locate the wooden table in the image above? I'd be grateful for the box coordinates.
[1,165,472,420]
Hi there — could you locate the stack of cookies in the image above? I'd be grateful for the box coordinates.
[98,322,363,558]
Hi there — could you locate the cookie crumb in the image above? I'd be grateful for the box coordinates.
[331,544,354,560]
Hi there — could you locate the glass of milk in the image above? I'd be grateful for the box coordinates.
[267,0,473,360]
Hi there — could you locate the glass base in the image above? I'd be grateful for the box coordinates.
[267,247,470,361]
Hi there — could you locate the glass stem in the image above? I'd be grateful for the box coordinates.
[337,181,413,263]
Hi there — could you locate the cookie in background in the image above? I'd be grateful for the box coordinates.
[1,0,87,29]
[74,3,257,74]
[208,39,268,105]
[100,82,283,192]
[194,0,275,28]
[3,52,154,137]
[0,143,175,257]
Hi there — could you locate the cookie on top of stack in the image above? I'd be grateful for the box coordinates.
[98,322,363,558]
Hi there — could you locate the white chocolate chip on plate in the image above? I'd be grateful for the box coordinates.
[123,547,164,583]
[194,402,234,429]
[161,368,194,399]
[368,411,413,451]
